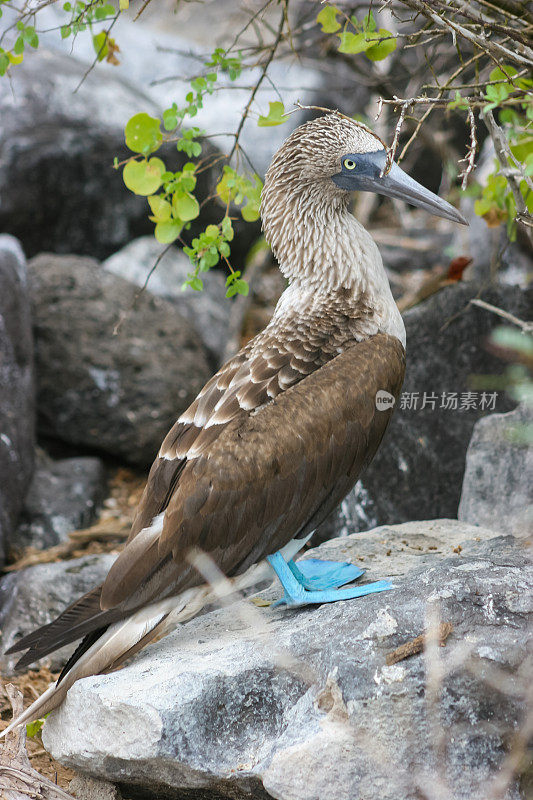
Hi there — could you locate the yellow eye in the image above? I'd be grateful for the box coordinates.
[344,158,356,170]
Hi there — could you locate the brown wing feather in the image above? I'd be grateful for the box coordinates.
[100,334,404,610]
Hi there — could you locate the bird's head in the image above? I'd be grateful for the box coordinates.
[262,112,467,225]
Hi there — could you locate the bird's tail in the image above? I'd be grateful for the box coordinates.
[0,586,210,738]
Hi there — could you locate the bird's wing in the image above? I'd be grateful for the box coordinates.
[124,328,332,545]
[100,332,405,610]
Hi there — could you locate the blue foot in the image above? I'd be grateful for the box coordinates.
[287,558,364,590]
[267,551,392,608]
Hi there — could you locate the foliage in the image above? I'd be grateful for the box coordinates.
[26,715,47,738]
[115,51,259,296]
[448,65,533,240]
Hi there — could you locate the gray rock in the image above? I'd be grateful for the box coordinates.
[316,282,532,543]
[0,49,256,264]
[69,775,123,800]
[0,235,35,566]
[42,520,531,800]
[459,403,532,536]
[7,450,107,553]
[0,553,117,674]
[0,50,160,260]
[28,253,211,467]
[103,237,242,367]
[16,4,325,179]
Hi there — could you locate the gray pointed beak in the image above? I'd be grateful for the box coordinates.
[377,162,468,225]
[332,150,468,226]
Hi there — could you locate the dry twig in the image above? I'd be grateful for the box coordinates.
[0,684,75,800]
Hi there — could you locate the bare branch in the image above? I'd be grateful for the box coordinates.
[470,298,533,333]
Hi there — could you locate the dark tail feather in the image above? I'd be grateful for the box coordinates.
[57,626,109,684]
[5,585,121,670]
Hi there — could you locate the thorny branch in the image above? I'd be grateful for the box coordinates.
[458,106,477,190]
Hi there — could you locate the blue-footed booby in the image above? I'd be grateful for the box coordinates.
[2,112,466,733]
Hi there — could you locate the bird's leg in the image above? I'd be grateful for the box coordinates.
[267,551,392,608]
[287,558,364,590]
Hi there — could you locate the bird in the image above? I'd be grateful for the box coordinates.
[1,111,466,735]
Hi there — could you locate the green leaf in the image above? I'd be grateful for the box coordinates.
[148,194,171,221]
[241,200,260,222]
[14,37,24,55]
[123,157,165,195]
[26,717,46,738]
[226,277,249,298]
[365,29,396,61]
[316,5,341,34]
[60,25,71,38]
[162,108,177,131]
[221,217,234,241]
[92,31,108,61]
[154,219,182,244]
[447,90,470,111]
[363,10,377,32]
[199,250,219,270]
[124,112,162,155]
[7,51,23,65]
[119,0,129,8]
[172,192,200,222]
[204,224,220,242]
[258,101,288,127]
[0,53,10,76]
[485,83,509,104]
[22,26,38,48]
[338,31,369,54]
[187,276,204,291]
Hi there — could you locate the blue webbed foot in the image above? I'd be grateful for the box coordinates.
[287,558,364,590]
[267,551,392,609]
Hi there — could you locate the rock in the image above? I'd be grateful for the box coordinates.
[316,282,532,542]
[0,554,117,675]
[7,450,107,553]
[0,50,160,260]
[0,235,35,566]
[28,254,212,468]
[0,49,255,264]
[458,403,532,536]
[43,520,533,800]
[69,775,123,800]
[103,237,243,367]
[18,4,325,179]
[42,520,531,800]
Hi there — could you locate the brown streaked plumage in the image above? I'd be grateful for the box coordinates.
[5,110,460,733]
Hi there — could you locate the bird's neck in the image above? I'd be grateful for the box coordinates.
[262,187,405,346]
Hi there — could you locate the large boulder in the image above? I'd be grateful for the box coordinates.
[0,235,35,566]
[41,520,531,800]
[0,50,159,260]
[0,49,257,264]
[103,237,244,367]
[0,553,117,675]
[458,403,532,536]
[28,254,212,467]
[7,450,107,553]
[12,3,325,179]
[317,282,532,540]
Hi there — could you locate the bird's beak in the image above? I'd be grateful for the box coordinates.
[332,151,468,226]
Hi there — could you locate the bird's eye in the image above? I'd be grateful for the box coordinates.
[344,159,356,170]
